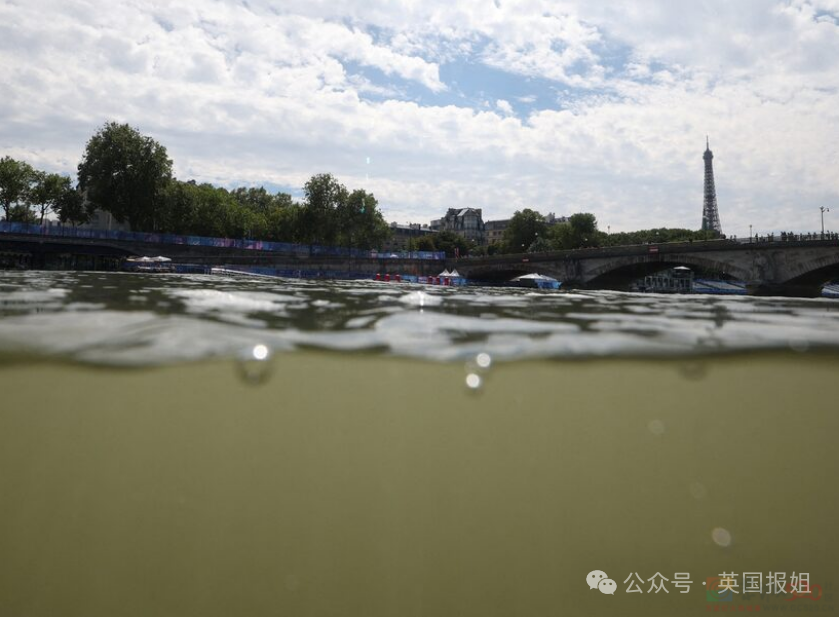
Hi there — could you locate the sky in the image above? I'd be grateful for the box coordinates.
[2,0,839,235]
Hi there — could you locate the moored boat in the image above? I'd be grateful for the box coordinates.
[122,256,174,273]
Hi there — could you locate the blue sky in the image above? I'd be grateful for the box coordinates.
[2,0,839,236]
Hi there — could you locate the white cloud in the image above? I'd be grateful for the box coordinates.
[1,0,839,237]
[496,99,514,116]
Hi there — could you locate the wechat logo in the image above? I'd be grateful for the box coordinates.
[587,570,616,595]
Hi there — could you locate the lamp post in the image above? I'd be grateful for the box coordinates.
[821,206,830,239]
[749,224,752,243]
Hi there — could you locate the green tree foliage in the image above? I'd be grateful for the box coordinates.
[7,203,37,224]
[231,186,275,215]
[30,172,71,224]
[336,189,390,249]
[528,236,553,253]
[604,227,718,246]
[155,174,387,249]
[502,208,548,253]
[55,186,91,226]
[414,235,437,251]
[299,173,347,246]
[433,230,474,258]
[289,174,391,249]
[0,156,36,221]
[266,200,301,243]
[77,122,173,231]
[550,212,600,249]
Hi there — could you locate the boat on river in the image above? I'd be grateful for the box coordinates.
[509,273,562,290]
[122,256,174,273]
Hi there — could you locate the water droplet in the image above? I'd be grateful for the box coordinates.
[711,527,732,547]
[648,419,665,435]
[476,352,492,369]
[690,482,707,500]
[237,344,273,385]
[465,373,482,390]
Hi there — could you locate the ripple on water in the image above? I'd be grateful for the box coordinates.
[0,272,838,365]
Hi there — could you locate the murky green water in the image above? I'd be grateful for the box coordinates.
[1,271,837,616]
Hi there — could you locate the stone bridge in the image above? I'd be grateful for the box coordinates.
[4,232,839,296]
[450,238,839,296]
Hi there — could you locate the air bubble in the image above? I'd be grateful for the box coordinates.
[237,344,274,385]
[689,482,707,500]
[252,344,269,360]
[465,373,482,390]
[647,419,665,435]
[711,527,732,547]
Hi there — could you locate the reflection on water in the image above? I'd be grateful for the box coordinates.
[1,271,839,364]
[0,271,837,617]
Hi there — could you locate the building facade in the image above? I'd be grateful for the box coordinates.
[381,222,435,252]
[484,219,510,245]
[430,208,486,245]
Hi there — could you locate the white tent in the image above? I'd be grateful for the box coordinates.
[438,269,452,277]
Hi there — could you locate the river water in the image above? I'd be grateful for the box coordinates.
[1,271,837,616]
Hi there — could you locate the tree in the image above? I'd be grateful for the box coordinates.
[231,186,275,215]
[55,185,91,227]
[414,235,437,251]
[604,227,718,247]
[528,236,553,253]
[266,199,300,243]
[183,183,233,238]
[30,172,71,224]
[299,173,347,246]
[503,208,547,253]
[336,188,390,249]
[550,212,600,249]
[434,230,473,257]
[77,122,173,231]
[7,203,37,224]
[0,156,36,221]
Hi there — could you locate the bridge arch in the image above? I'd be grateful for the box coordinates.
[458,264,565,283]
[584,253,750,289]
[781,252,839,287]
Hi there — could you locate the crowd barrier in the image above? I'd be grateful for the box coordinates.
[0,222,445,261]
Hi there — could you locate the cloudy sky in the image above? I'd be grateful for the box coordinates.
[2,0,839,234]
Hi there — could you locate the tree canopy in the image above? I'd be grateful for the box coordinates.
[77,122,173,231]
[0,156,36,221]
[502,208,547,253]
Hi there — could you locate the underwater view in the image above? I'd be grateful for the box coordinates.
[1,271,837,616]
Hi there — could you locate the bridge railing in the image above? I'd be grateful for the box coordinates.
[0,221,445,261]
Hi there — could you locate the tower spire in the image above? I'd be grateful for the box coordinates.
[701,138,722,235]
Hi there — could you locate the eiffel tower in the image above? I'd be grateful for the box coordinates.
[701,137,722,235]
